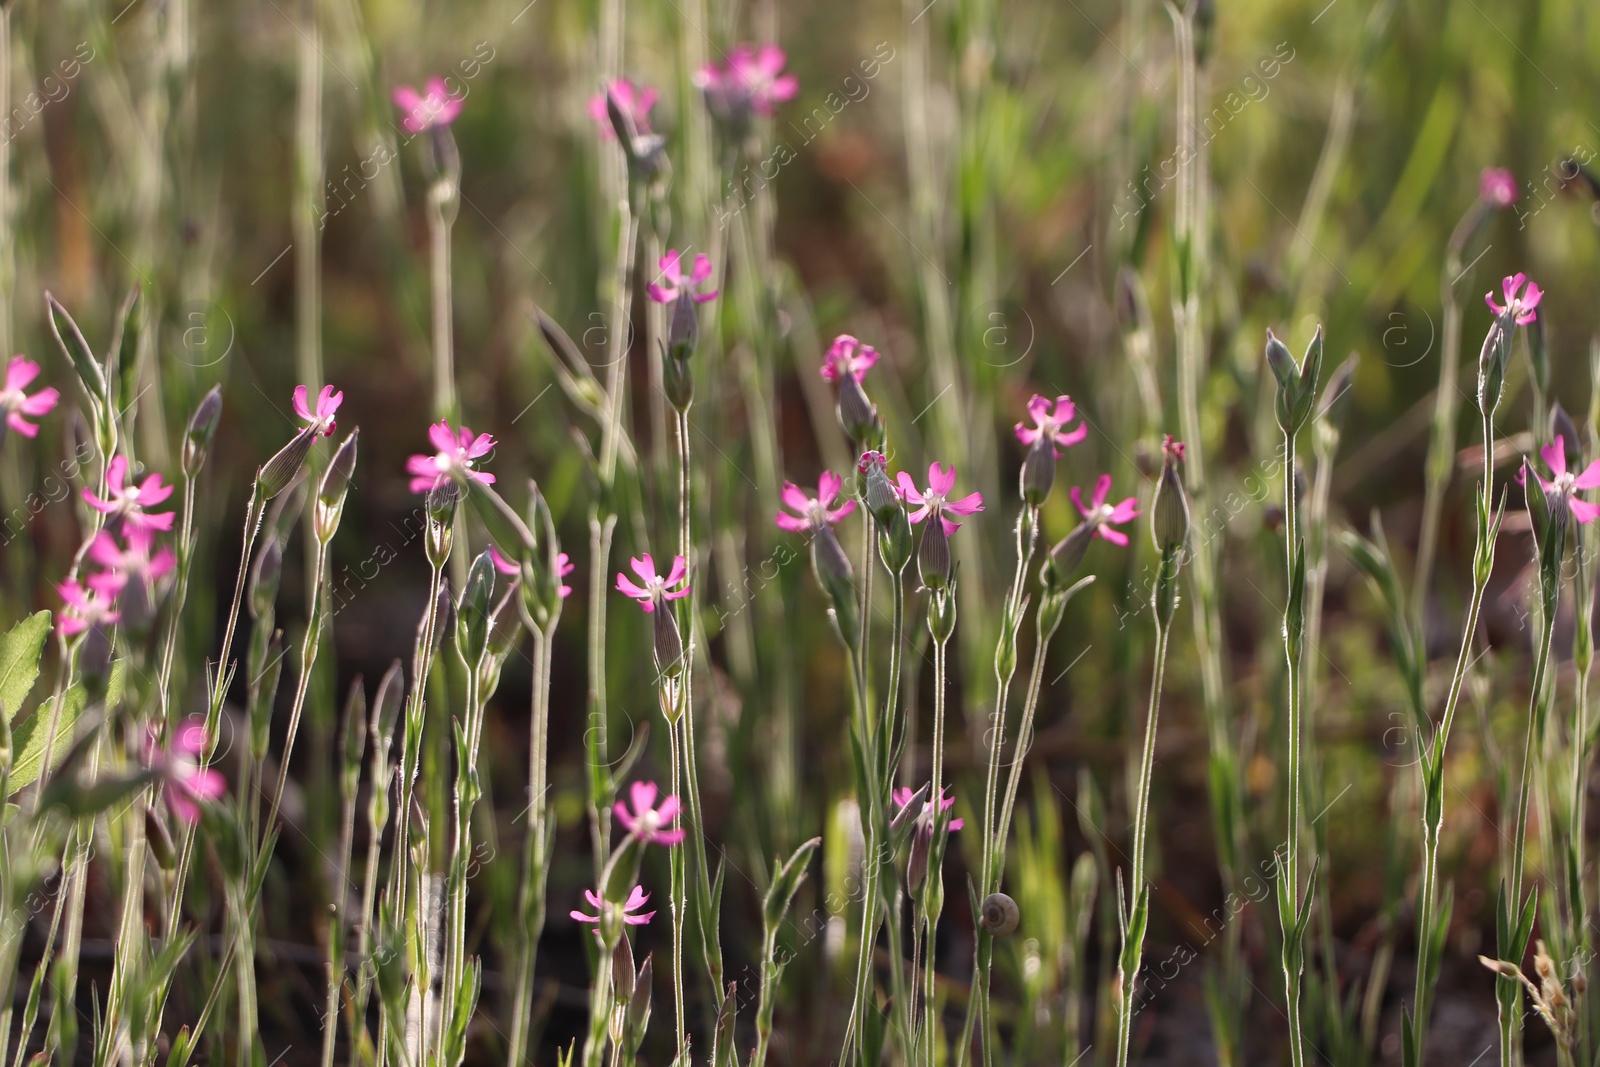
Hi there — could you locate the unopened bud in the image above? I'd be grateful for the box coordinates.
[859,452,900,523]
[316,430,358,543]
[455,551,497,667]
[250,536,283,620]
[257,426,318,500]
[1478,319,1510,417]
[1151,436,1190,552]
[183,386,223,476]
[927,585,957,643]
[1046,521,1098,586]
[877,507,914,574]
[662,343,694,413]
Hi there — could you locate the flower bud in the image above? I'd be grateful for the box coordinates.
[1551,402,1580,465]
[315,430,358,543]
[1477,320,1510,417]
[1045,521,1098,587]
[811,525,859,645]
[425,485,458,570]
[877,507,914,574]
[837,374,881,445]
[182,385,223,477]
[257,426,318,500]
[917,521,953,590]
[859,452,900,524]
[1152,436,1190,553]
[927,585,957,643]
[250,536,283,621]
[455,550,497,668]
[1019,436,1056,505]
[662,343,695,413]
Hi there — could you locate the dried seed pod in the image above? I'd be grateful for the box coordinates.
[979,892,1019,937]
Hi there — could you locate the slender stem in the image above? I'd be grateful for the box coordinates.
[507,624,556,1066]
[668,700,688,1058]
[1282,429,1307,1067]
[1115,616,1172,1067]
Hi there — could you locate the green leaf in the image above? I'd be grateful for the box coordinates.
[0,611,51,725]
[6,660,126,796]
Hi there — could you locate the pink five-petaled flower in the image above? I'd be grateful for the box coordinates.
[775,472,856,533]
[697,45,799,118]
[391,77,463,134]
[489,544,575,598]
[148,717,226,825]
[1485,272,1543,326]
[615,554,690,614]
[56,571,125,638]
[1015,394,1089,457]
[896,462,985,537]
[647,251,718,305]
[83,456,176,532]
[1526,438,1600,525]
[613,780,685,846]
[588,79,658,138]
[405,421,497,494]
[821,335,879,384]
[88,527,176,584]
[571,884,655,926]
[1070,475,1141,545]
[293,384,343,438]
[893,786,963,834]
[0,357,59,438]
[1479,168,1517,209]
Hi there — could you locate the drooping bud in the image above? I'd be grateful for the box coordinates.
[1151,436,1191,553]
[182,386,223,477]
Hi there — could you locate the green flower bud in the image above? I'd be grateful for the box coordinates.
[1151,436,1191,553]
[1019,437,1056,505]
[315,429,358,543]
[183,385,223,477]
[455,550,497,668]
[249,536,283,621]
[257,426,318,500]
[917,520,952,590]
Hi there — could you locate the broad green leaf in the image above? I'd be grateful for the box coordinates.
[6,660,126,796]
[0,611,51,726]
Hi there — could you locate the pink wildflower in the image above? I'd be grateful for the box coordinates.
[896,462,985,536]
[405,421,497,494]
[293,384,343,437]
[0,357,59,438]
[588,79,658,138]
[697,45,799,118]
[571,884,655,926]
[83,456,176,532]
[148,717,227,824]
[1485,272,1543,326]
[821,335,879,384]
[613,781,685,846]
[615,554,690,613]
[1526,438,1600,525]
[775,472,856,532]
[1479,168,1517,209]
[88,527,176,584]
[893,786,963,833]
[56,572,125,638]
[391,77,463,134]
[647,251,718,305]
[1070,475,1141,546]
[1015,394,1088,456]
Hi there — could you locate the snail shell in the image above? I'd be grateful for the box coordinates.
[979,892,1020,937]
